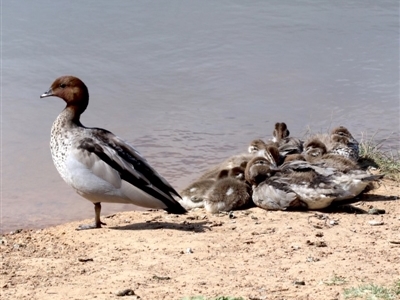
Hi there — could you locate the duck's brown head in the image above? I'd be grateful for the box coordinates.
[41,76,89,115]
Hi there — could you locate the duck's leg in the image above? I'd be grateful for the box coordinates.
[76,202,107,230]
[94,202,107,227]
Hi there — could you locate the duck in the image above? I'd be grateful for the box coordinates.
[245,153,383,210]
[245,156,309,210]
[204,167,251,213]
[40,76,186,229]
[277,159,382,203]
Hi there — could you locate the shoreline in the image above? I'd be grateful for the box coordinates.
[1,178,399,300]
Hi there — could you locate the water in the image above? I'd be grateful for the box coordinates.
[2,0,399,233]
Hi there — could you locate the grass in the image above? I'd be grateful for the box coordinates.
[358,132,400,181]
[322,274,348,286]
[343,280,400,300]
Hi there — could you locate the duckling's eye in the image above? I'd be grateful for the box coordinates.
[60,83,66,88]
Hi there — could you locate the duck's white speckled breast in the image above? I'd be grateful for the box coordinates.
[50,112,79,185]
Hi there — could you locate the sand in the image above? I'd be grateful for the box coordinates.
[1,179,399,300]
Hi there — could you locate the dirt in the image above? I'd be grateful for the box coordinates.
[1,179,399,300]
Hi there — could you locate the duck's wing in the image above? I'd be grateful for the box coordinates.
[280,160,336,177]
[76,128,185,213]
[252,181,299,210]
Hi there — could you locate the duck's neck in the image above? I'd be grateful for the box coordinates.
[59,106,84,127]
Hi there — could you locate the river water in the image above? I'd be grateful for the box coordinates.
[2,0,399,232]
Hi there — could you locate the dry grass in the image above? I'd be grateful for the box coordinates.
[358,133,400,181]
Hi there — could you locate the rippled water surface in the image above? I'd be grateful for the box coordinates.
[2,0,399,232]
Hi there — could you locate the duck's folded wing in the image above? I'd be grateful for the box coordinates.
[77,131,182,206]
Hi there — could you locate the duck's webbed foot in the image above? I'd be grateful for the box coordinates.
[76,202,106,230]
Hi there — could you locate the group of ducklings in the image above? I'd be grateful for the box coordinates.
[179,122,384,213]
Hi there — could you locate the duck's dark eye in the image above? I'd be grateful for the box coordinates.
[60,83,66,88]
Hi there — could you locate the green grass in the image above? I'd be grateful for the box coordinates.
[343,280,400,300]
[358,133,400,181]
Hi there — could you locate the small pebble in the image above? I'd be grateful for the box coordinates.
[315,241,327,247]
[368,220,384,226]
[228,211,236,219]
[13,243,24,250]
[115,289,135,297]
[78,258,94,262]
[315,232,324,237]
[152,275,171,280]
[294,280,305,285]
[329,220,338,226]
[306,256,320,262]
[186,248,193,254]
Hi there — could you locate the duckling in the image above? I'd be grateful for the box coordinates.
[272,122,303,156]
[179,178,215,209]
[329,127,359,161]
[304,138,360,173]
[272,122,290,142]
[248,139,268,154]
[204,167,251,213]
[197,153,253,181]
[303,138,328,161]
[306,126,359,161]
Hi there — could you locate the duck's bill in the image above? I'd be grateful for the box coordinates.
[40,88,53,98]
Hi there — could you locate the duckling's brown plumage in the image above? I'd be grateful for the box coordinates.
[204,167,251,213]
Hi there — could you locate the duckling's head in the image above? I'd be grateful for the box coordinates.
[303,138,327,158]
[41,76,89,115]
[331,134,349,145]
[245,156,278,186]
[331,126,354,139]
[248,139,267,153]
[272,122,290,141]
